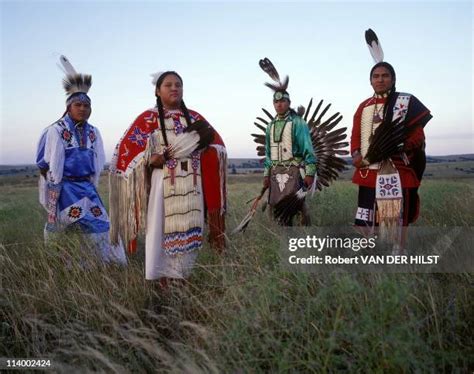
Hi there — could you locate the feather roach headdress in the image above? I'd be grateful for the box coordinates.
[259,58,290,100]
[58,55,92,105]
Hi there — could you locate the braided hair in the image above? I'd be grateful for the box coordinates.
[155,71,192,146]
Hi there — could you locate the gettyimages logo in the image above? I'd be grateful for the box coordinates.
[288,235,376,252]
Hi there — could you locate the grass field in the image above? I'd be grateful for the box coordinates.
[1,173,473,372]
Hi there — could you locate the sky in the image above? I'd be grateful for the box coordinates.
[0,0,473,165]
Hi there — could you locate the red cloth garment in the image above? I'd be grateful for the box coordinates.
[350,93,431,188]
[403,126,425,151]
[200,122,226,214]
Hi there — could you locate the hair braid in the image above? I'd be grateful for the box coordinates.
[180,100,193,126]
[156,96,168,146]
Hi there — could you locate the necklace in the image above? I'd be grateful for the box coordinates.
[372,101,383,124]
[367,97,384,147]
[75,122,86,148]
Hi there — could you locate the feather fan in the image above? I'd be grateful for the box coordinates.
[365,117,406,164]
[169,120,214,159]
[184,120,214,150]
[169,132,200,159]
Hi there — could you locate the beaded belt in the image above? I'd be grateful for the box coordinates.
[63,175,91,181]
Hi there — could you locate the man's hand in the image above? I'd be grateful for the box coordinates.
[303,175,314,188]
[403,126,425,152]
[352,150,368,168]
[263,176,270,189]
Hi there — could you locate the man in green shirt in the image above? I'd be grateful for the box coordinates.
[263,89,316,225]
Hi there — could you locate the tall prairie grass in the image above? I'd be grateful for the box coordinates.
[1,175,473,372]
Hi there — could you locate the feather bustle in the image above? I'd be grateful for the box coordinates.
[254,122,267,132]
[261,108,274,121]
[304,98,313,122]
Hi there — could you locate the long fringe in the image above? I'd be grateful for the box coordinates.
[44,125,65,184]
[163,172,203,241]
[109,156,149,248]
[375,160,402,243]
[376,199,402,242]
[210,144,228,214]
[208,210,226,252]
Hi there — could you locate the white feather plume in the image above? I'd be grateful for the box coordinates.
[368,41,384,63]
[365,29,384,63]
[57,55,77,76]
[150,72,164,86]
[150,71,173,86]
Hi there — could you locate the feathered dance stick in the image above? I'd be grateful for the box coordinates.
[365,28,384,63]
[232,186,268,234]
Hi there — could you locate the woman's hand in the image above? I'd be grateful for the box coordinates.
[149,153,166,168]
